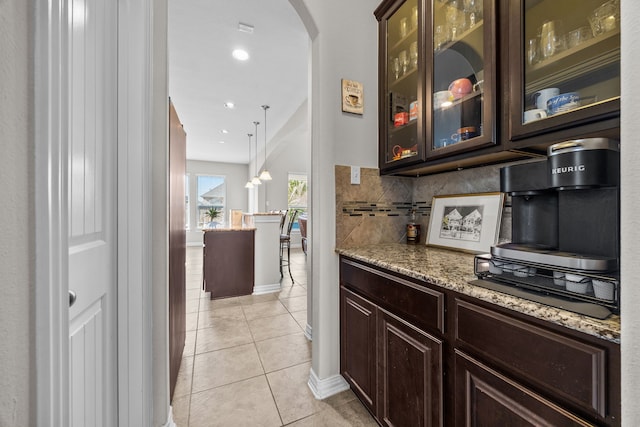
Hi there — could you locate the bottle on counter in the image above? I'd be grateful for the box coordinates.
[406,209,421,244]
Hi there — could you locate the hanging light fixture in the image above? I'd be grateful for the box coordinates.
[251,121,262,185]
[259,105,273,181]
[245,133,254,189]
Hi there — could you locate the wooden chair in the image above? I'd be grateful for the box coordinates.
[280,209,299,283]
[298,214,307,255]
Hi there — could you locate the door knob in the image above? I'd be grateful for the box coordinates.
[69,290,77,307]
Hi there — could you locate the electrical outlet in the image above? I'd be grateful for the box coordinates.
[351,166,361,185]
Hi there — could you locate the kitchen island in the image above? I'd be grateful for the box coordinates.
[203,228,255,299]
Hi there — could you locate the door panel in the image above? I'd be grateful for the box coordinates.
[68,0,118,424]
[378,308,443,427]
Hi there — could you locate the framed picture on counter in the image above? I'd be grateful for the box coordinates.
[426,192,505,253]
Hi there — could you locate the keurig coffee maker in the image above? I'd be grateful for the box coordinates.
[473,138,620,318]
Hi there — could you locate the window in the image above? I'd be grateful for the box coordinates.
[197,175,226,228]
[288,173,308,231]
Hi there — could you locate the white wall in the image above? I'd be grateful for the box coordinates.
[620,1,640,423]
[256,100,310,213]
[0,1,32,425]
[301,0,379,391]
[151,0,171,424]
[186,160,249,245]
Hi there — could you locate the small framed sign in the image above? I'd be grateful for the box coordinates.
[341,79,364,115]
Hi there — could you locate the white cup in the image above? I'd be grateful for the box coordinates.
[434,90,453,109]
[523,108,547,123]
[532,87,560,110]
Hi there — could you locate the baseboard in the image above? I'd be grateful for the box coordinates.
[253,282,281,295]
[307,368,350,400]
[163,406,177,427]
[304,323,312,341]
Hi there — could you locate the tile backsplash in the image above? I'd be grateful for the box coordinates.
[335,163,516,249]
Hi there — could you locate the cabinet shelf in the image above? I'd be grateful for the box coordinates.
[434,90,482,113]
[389,66,418,87]
[389,119,417,133]
[389,26,418,52]
[525,29,620,93]
[434,20,484,54]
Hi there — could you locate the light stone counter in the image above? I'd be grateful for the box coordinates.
[336,243,620,344]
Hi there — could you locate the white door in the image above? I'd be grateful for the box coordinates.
[68,0,118,425]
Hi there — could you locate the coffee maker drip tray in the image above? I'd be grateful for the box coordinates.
[491,243,618,272]
[473,253,619,319]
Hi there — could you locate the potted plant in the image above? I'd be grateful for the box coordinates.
[204,207,222,228]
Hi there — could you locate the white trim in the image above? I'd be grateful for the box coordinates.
[253,283,282,295]
[35,0,71,424]
[307,368,349,400]
[304,324,313,341]
[117,0,154,424]
[163,407,178,427]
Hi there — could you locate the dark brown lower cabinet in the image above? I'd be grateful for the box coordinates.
[378,308,443,427]
[339,256,620,427]
[340,264,444,427]
[455,350,593,426]
[340,287,377,414]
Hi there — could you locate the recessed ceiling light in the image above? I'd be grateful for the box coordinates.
[224,102,235,109]
[221,129,229,134]
[219,140,225,144]
[232,49,249,61]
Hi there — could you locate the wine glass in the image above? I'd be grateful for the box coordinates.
[391,57,400,80]
[399,50,409,75]
[527,38,538,65]
[446,1,460,40]
[410,41,418,69]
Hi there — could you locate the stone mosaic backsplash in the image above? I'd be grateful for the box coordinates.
[341,201,430,217]
[335,162,521,248]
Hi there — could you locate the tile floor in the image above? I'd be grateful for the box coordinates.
[172,246,378,427]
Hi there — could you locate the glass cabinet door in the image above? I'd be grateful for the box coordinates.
[379,0,423,170]
[428,0,496,157]
[510,0,620,140]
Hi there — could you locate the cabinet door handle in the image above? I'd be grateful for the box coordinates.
[69,290,77,307]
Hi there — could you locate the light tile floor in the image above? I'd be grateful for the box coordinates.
[172,246,378,427]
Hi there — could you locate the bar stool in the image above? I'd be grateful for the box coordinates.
[280,209,299,283]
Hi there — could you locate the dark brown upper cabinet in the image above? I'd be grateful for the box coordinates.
[376,0,425,172]
[507,0,620,147]
[375,0,498,174]
[375,0,621,175]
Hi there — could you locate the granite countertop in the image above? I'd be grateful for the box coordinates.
[336,243,620,344]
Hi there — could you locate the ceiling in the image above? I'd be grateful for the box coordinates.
[168,0,309,164]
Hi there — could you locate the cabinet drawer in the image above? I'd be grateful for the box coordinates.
[340,258,445,334]
[455,350,593,427]
[455,298,607,417]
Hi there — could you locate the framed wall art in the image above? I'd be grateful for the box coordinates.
[426,192,505,253]
[341,79,364,115]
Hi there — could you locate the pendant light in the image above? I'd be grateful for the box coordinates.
[258,105,273,181]
[251,121,262,185]
[245,133,254,189]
